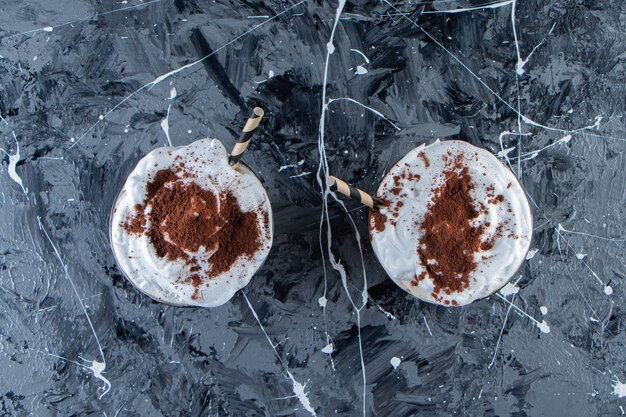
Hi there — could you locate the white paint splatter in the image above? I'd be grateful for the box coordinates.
[390,357,401,369]
[499,282,520,296]
[289,171,311,178]
[161,104,172,146]
[279,160,305,172]
[382,0,615,145]
[243,292,316,416]
[33,55,38,61]
[540,306,548,315]
[497,146,516,158]
[377,305,397,320]
[575,253,586,260]
[496,294,550,333]
[8,0,162,40]
[327,97,400,130]
[613,378,626,398]
[0,133,28,196]
[321,343,334,354]
[585,115,603,130]
[318,296,327,307]
[41,352,110,399]
[515,134,574,162]
[423,316,433,336]
[350,49,370,75]
[421,0,514,14]
[497,131,529,172]
[556,225,615,294]
[268,70,275,78]
[349,49,370,63]
[68,0,308,149]
[88,360,111,399]
[316,1,369,415]
[515,22,556,75]
[489,297,515,369]
[558,223,626,243]
[37,217,109,397]
[169,87,177,99]
[525,248,539,260]
[288,372,316,416]
[537,320,550,334]
[510,0,524,177]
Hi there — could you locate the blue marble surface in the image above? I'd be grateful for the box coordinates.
[0,0,624,415]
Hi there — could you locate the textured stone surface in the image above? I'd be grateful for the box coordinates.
[0,0,624,415]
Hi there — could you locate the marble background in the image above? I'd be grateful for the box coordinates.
[0,0,624,416]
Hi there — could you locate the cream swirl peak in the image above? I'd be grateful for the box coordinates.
[110,139,273,307]
[369,140,532,306]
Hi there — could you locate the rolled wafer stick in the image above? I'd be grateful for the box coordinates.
[327,176,375,209]
[229,107,265,168]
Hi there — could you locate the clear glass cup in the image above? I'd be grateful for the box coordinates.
[369,140,533,307]
[109,141,273,307]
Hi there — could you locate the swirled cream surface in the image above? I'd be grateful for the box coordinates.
[369,140,532,306]
[111,139,272,307]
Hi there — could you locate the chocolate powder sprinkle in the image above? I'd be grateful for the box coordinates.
[122,168,266,284]
[417,157,486,295]
[369,197,391,233]
[370,151,509,298]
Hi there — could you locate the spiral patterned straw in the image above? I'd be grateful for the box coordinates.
[229,107,265,168]
[327,176,375,209]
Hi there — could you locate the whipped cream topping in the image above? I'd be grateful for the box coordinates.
[110,139,272,307]
[369,140,532,306]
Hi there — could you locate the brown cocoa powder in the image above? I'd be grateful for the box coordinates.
[122,168,265,285]
[121,204,146,234]
[418,151,430,168]
[371,149,517,300]
[417,162,484,295]
[411,271,427,287]
[369,198,391,233]
[188,274,202,300]
[370,209,388,233]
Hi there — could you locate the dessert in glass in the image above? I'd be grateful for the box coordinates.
[110,138,273,307]
[369,140,532,306]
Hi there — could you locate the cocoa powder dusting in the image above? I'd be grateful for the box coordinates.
[122,204,146,234]
[480,237,495,251]
[411,271,427,287]
[146,169,177,199]
[122,168,266,290]
[369,198,391,233]
[370,150,511,300]
[418,151,430,167]
[188,274,202,300]
[208,193,264,276]
[417,161,485,294]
